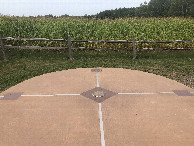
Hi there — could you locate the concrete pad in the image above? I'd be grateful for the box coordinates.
[102,94,194,146]
[0,68,100,146]
[1,68,97,95]
[0,68,194,146]
[0,95,100,146]
[98,68,193,93]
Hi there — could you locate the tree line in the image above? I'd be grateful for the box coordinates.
[1,0,193,18]
[93,0,194,19]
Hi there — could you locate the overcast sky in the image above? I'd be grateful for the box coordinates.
[0,0,149,16]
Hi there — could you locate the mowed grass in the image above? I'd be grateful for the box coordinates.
[0,49,194,93]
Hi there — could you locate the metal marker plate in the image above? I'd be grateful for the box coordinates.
[173,90,194,96]
[1,92,23,100]
[91,68,102,72]
[81,87,117,103]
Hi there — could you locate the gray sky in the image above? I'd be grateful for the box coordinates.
[0,0,149,16]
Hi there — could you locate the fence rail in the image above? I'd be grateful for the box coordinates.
[1,35,194,61]
[2,37,194,43]
[4,45,193,50]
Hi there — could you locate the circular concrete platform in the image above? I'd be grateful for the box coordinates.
[0,68,194,146]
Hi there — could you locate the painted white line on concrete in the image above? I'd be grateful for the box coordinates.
[96,72,100,87]
[21,94,80,97]
[55,94,80,96]
[0,96,4,98]
[98,103,105,146]
[159,92,174,94]
[118,93,157,95]
[21,95,54,97]
[118,92,177,95]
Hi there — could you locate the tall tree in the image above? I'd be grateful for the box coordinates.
[135,2,149,17]
[188,4,194,16]
[168,0,194,17]
[148,0,171,17]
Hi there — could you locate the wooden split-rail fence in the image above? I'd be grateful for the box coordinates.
[0,35,193,61]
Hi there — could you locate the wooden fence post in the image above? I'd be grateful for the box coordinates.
[0,35,8,62]
[133,37,136,59]
[68,35,73,60]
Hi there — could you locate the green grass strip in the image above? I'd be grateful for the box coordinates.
[0,49,193,93]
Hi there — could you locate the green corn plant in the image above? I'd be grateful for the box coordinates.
[0,16,193,49]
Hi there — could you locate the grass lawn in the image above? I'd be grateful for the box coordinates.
[0,48,193,93]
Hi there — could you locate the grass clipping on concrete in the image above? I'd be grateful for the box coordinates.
[0,49,193,93]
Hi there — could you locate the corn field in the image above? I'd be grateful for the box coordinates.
[0,16,193,49]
